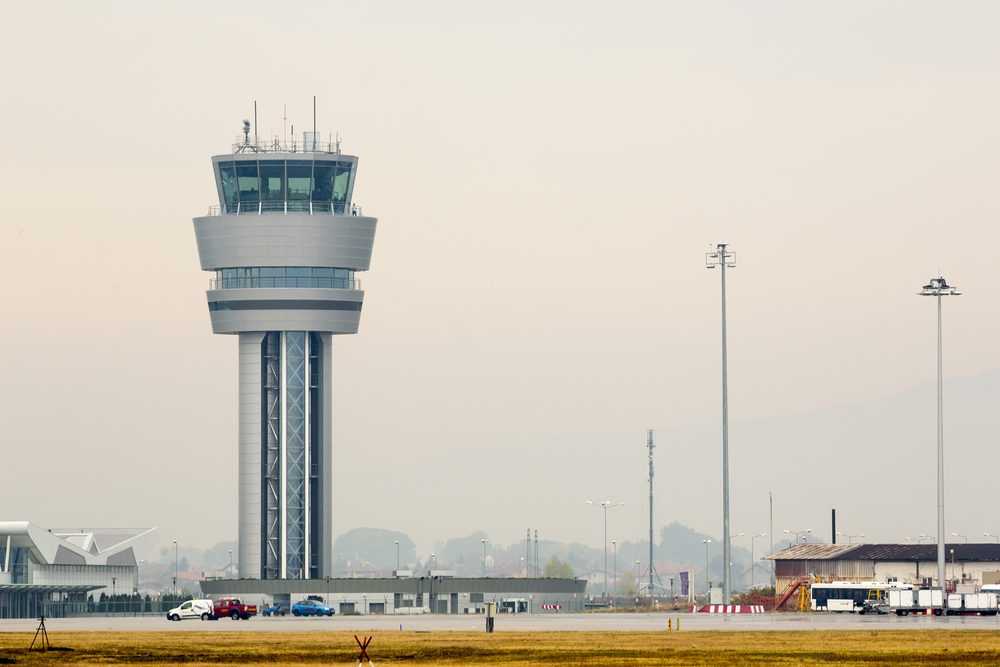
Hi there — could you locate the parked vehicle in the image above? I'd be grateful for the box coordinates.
[946,592,999,615]
[166,599,215,621]
[291,599,335,617]
[213,597,258,620]
[860,598,890,615]
[262,602,287,617]
[810,582,907,613]
[888,587,944,616]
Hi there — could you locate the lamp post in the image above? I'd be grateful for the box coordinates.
[228,549,233,577]
[750,533,767,590]
[172,540,178,598]
[919,533,936,544]
[836,532,864,544]
[395,540,400,571]
[612,540,617,607]
[985,533,1000,543]
[481,539,488,577]
[707,243,736,602]
[783,528,811,544]
[702,539,712,595]
[587,500,624,598]
[951,532,967,543]
[430,553,436,571]
[781,528,812,544]
[920,276,960,590]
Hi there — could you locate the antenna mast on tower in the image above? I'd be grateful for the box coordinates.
[647,429,655,595]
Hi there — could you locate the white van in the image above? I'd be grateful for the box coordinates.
[166,598,215,621]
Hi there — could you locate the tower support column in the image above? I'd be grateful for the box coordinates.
[238,332,266,580]
[237,331,332,580]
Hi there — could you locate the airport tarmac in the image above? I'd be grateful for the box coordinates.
[2,612,999,633]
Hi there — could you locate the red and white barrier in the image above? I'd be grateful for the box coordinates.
[693,605,766,614]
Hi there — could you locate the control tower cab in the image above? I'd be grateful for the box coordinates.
[192,126,377,581]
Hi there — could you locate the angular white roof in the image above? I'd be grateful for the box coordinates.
[0,521,157,567]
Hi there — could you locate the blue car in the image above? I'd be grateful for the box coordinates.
[291,599,335,617]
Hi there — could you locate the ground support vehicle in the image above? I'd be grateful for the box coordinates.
[888,588,944,616]
[946,592,999,615]
[262,602,287,617]
[166,599,215,621]
[291,599,335,616]
[860,599,890,615]
[213,597,258,620]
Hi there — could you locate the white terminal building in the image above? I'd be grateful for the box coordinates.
[193,124,377,581]
[0,522,156,618]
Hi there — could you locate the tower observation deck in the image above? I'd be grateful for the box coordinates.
[192,126,377,580]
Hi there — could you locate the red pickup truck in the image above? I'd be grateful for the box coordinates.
[213,597,258,620]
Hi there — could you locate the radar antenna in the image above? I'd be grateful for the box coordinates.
[236,119,258,154]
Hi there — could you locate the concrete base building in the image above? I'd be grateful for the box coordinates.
[200,576,588,614]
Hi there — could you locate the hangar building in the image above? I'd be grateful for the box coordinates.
[767,542,1000,595]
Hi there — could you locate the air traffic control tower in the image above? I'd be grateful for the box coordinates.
[192,123,377,580]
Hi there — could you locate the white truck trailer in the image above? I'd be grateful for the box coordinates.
[946,592,999,615]
[888,588,944,616]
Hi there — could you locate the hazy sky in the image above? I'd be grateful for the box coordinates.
[3,1,1000,559]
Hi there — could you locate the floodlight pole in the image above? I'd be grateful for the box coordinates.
[707,243,735,602]
[919,276,960,592]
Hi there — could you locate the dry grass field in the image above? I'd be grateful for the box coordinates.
[2,629,1000,665]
